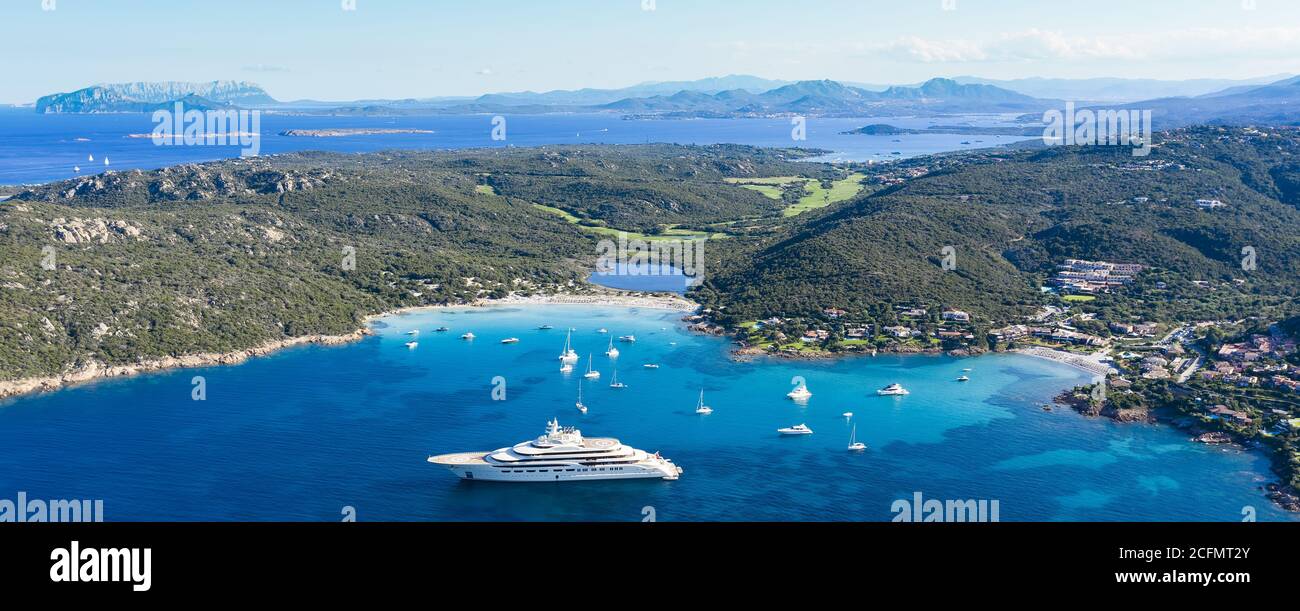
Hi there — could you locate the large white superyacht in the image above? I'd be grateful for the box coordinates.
[428,419,683,482]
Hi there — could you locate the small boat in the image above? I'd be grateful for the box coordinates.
[104,156,110,166]
[618,335,636,343]
[604,336,619,358]
[406,330,419,336]
[957,375,970,382]
[847,424,866,451]
[538,324,554,330]
[609,369,627,389]
[877,383,909,396]
[695,390,713,415]
[787,384,812,400]
[583,355,600,379]
[560,363,574,373]
[962,368,972,372]
[434,327,449,332]
[597,328,608,334]
[576,382,588,414]
[558,330,579,364]
[88,154,94,162]
[778,424,813,436]
[842,412,853,418]
[404,341,419,349]
[643,364,660,369]
[74,166,80,173]
[461,332,475,340]
[501,338,520,344]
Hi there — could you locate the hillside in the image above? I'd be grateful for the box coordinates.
[693,126,1300,327]
[0,145,829,381]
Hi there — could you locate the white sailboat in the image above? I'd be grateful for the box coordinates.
[461,332,475,340]
[583,354,601,379]
[558,330,579,364]
[404,341,418,349]
[604,336,619,358]
[847,423,866,451]
[576,382,588,414]
[695,389,712,414]
[609,368,626,389]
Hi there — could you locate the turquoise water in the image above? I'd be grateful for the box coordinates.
[0,305,1292,521]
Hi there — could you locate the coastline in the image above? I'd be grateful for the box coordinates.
[0,329,370,402]
[1011,346,1115,377]
[0,291,699,402]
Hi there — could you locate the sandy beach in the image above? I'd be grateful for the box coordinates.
[1012,346,1116,377]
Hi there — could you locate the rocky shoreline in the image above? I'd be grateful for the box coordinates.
[1053,389,1300,513]
[1,290,697,403]
[0,329,371,402]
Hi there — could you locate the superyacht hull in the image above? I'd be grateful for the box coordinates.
[432,457,680,482]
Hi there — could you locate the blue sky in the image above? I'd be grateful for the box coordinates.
[3,0,1299,103]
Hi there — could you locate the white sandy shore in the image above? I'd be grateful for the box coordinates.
[368,292,699,320]
[1,292,698,402]
[1012,346,1116,377]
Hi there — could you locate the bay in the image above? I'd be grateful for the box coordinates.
[0,305,1290,522]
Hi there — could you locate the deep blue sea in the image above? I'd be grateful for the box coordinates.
[0,305,1292,522]
[0,108,1029,185]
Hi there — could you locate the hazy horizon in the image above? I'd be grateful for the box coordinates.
[5,0,1300,104]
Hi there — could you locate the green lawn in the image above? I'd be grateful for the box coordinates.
[474,184,497,196]
[1062,294,1097,303]
[782,172,868,217]
[723,174,869,217]
[531,204,720,241]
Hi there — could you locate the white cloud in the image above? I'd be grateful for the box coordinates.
[871,27,1300,63]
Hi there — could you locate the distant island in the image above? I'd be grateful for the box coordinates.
[842,123,1042,136]
[278,128,436,137]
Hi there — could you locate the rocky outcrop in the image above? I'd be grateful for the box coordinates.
[0,329,370,401]
[50,217,145,244]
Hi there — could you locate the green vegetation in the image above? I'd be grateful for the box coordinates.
[695,126,1300,329]
[725,173,870,217]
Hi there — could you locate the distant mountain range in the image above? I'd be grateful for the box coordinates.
[35,81,276,113]
[1112,75,1300,128]
[30,74,1300,127]
[949,75,1292,103]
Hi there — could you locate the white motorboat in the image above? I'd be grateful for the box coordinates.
[877,383,909,396]
[777,424,813,436]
